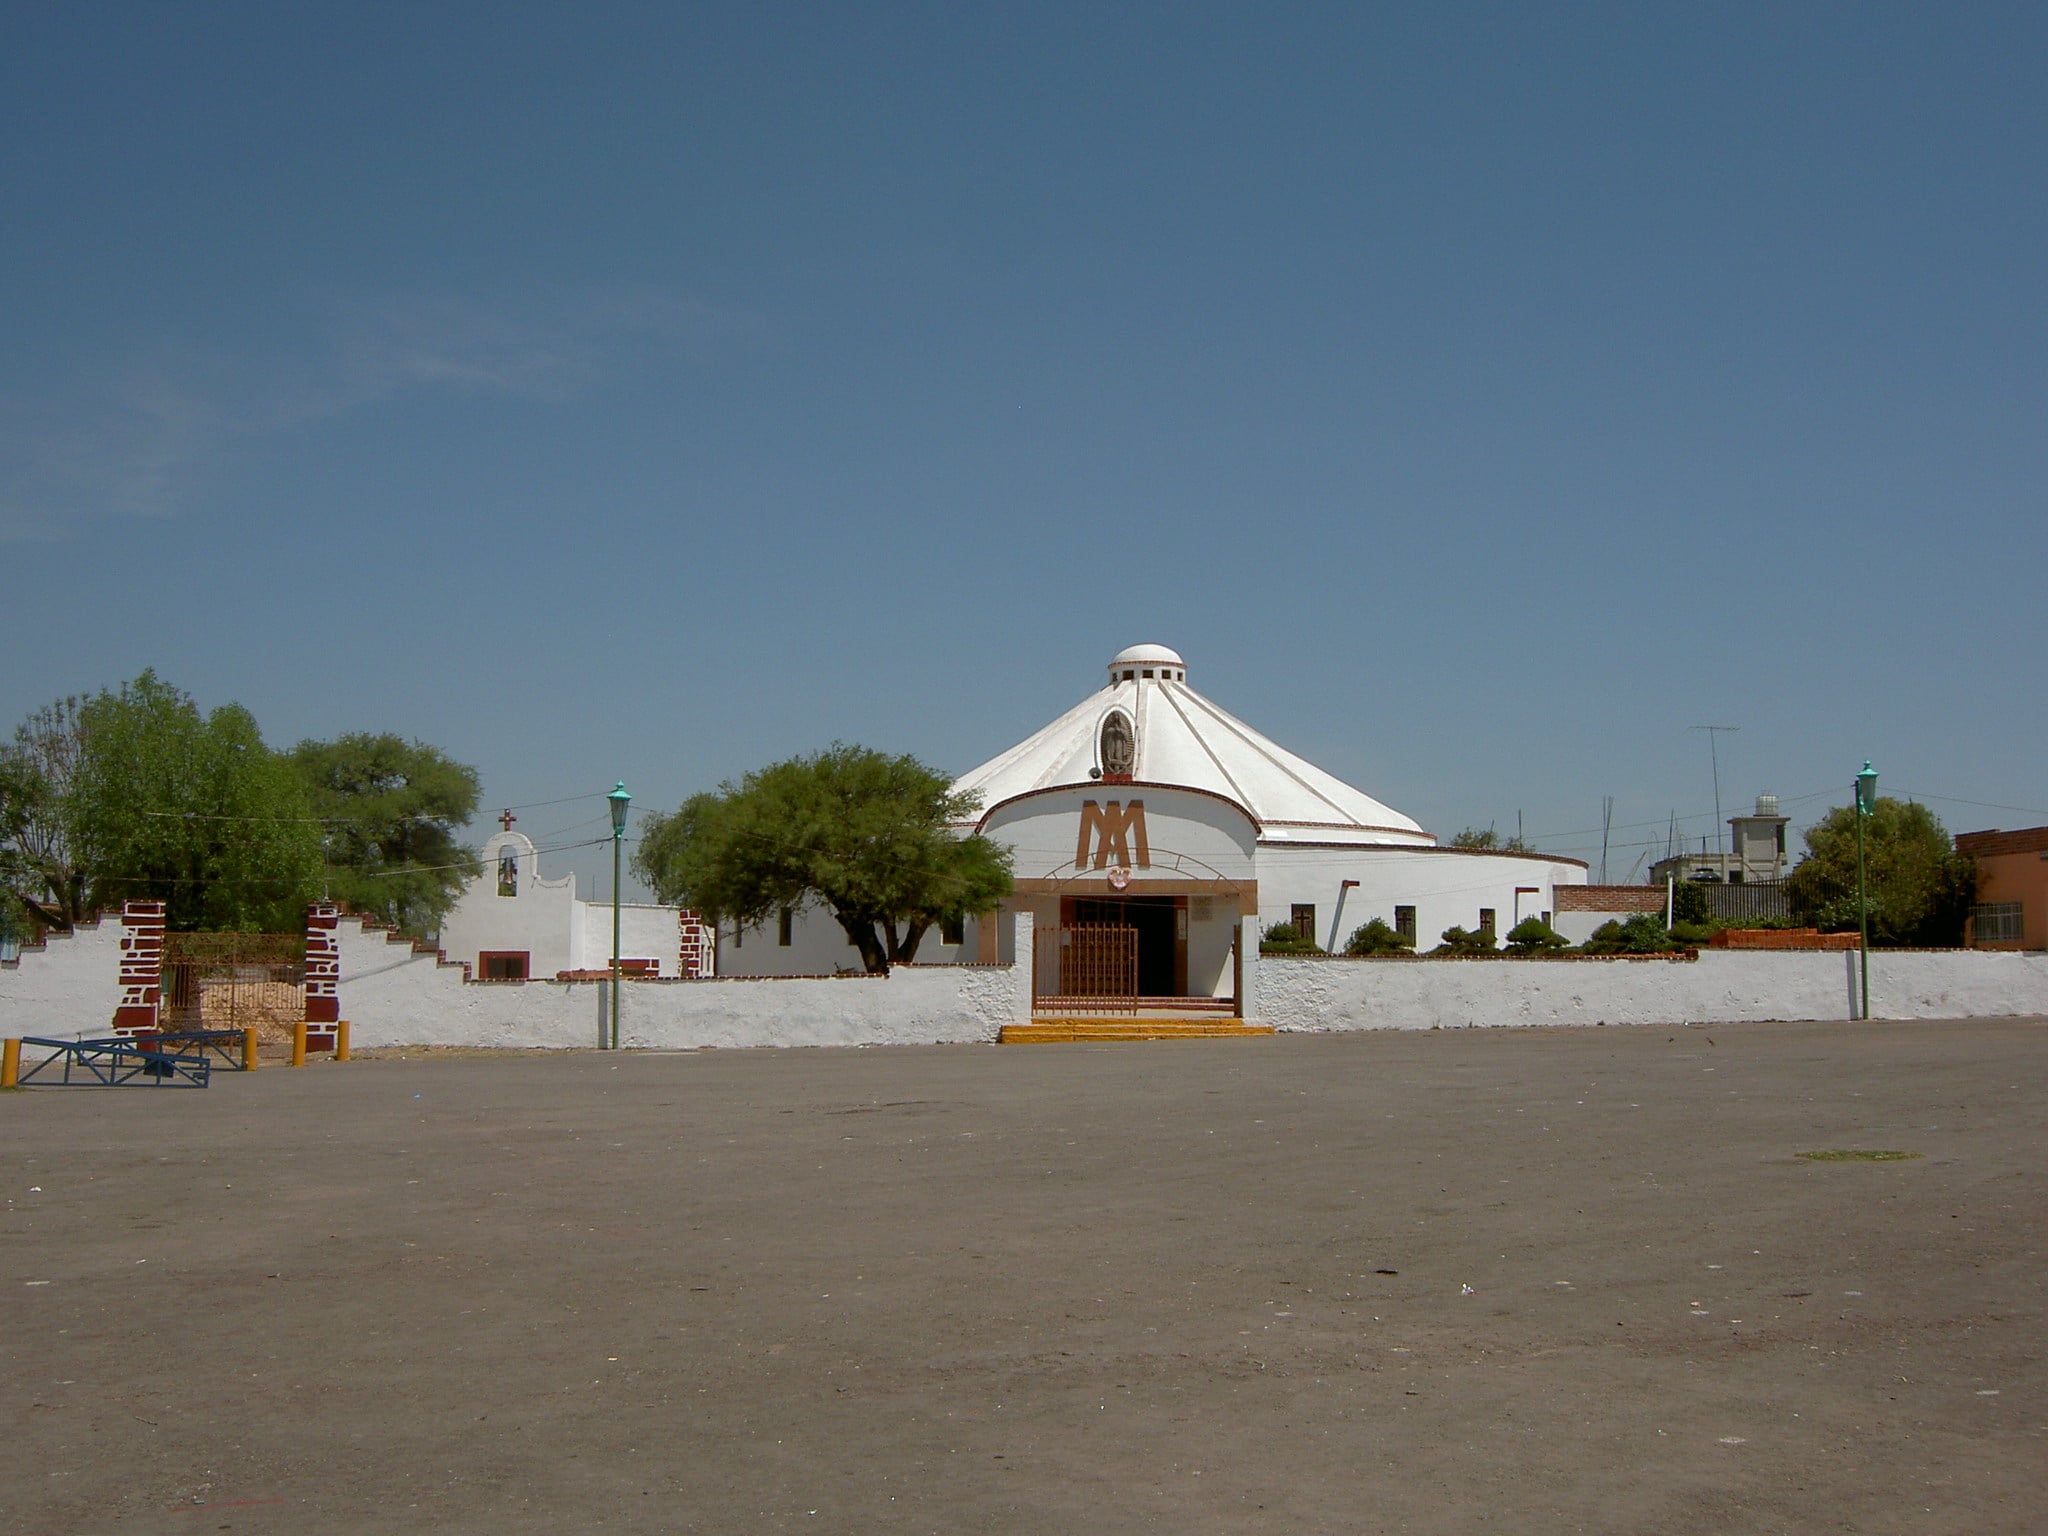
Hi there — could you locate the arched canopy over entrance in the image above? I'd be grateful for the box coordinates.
[981,784,1258,1011]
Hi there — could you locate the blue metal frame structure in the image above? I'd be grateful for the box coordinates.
[151,1029,251,1069]
[15,1036,212,1088]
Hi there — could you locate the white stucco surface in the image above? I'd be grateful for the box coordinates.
[336,910,1035,1050]
[0,918,127,1039]
[1257,948,2048,1031]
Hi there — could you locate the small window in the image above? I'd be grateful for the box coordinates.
[1142,668,1154,678]
[1478,908,1496,937]
[940,914,964,946]
[1291,904,1316,945]
[1973,903,2024,944]
[778,907,793,946]
[1394,905,1416,943]
[479,951,529,980]
[732,922,742,950]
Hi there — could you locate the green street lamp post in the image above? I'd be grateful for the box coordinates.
[1854,760,1878,1021]
[608,781,632,1050]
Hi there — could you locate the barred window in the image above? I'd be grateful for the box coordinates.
[1394,906,1416,943]
[1973,903,2024,944]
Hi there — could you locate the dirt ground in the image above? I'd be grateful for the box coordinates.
[4,1020,2043,1535]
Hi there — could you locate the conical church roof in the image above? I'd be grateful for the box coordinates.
[953,645,1435,847]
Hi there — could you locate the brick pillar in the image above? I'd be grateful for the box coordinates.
[111,900,165,1036]
[303,902,341,1051]
[678,908,715,978]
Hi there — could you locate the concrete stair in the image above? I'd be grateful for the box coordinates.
[999,1017,1275,1044]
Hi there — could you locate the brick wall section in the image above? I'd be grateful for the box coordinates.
[1554,885,1667,914]
[1710,928,1861,951]
[678,909,715,978]
[110,900,165,1035]
[1955,827,2048,858]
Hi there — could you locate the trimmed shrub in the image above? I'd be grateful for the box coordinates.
[1432,924,1498,956]
[1344,918,1416,956]
[1261,920,1322,955]
[1503,916,1568,954]
[1580,913,1683,954]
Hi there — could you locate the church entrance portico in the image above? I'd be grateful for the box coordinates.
[1064,895,1183,997]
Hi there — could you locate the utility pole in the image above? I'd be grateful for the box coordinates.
[1599,796,1613,885]
[1689,725,1740,875]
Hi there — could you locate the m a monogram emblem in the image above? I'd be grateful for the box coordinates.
[1076,800,1150,871]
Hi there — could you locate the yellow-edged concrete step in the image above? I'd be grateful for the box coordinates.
[1000,1018,1276,1043]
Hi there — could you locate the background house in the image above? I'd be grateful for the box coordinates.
[1956,826,2048,950]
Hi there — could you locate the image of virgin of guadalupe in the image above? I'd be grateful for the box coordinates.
[497,844,519,898]
[1099,710,1136,778]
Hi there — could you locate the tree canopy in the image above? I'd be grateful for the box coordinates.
[1784,798,1974,946]
[290,733,481,939]
[632,744,1013,974]
[63,672,324,931]
[0,696,89,931]
[1449,825,1533,853]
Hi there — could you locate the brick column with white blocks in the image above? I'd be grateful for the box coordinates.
[303,902,341,1051]
[678,909,716,978]
[110,900,165,1036]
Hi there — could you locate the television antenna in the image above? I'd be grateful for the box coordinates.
[1689,725,1740,871]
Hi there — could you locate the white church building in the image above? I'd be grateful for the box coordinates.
[725,644,1588,1008]
[438,815,713,981]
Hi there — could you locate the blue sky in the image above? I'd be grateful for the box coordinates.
[4,3,2043,894]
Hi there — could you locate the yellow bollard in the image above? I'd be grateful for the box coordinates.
[2,1038,19,1089]
[242,1027,259,1071]
[291,1022,308,1068]
[335,1020,351,1062]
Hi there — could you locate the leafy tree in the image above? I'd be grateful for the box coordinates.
[290,734,482,939]
[1580,913,1681,954]
[64,672,323,931]
[1432,924,1498,955]
[1669,880,1711,927]
[633,744,1013,974]
[1783,798,1974,946]
[0,696,90,930]
[1450,825,1533,853]
[1343,917,1416,956]
[1503,915,1568,954]
[0,752,48,935]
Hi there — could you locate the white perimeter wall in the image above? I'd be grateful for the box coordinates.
[0,919,127,1039]
[1257,948,2048,1031]
[338,910,1035,1049]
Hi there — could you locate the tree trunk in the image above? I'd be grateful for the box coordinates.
[888,920,929,964]
[833,912,891,975]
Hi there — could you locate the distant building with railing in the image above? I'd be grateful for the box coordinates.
[1650,794,1791,886]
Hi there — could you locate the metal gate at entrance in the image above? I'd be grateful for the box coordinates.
[161,933,307,1042]
[1034,924,1139,1014]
